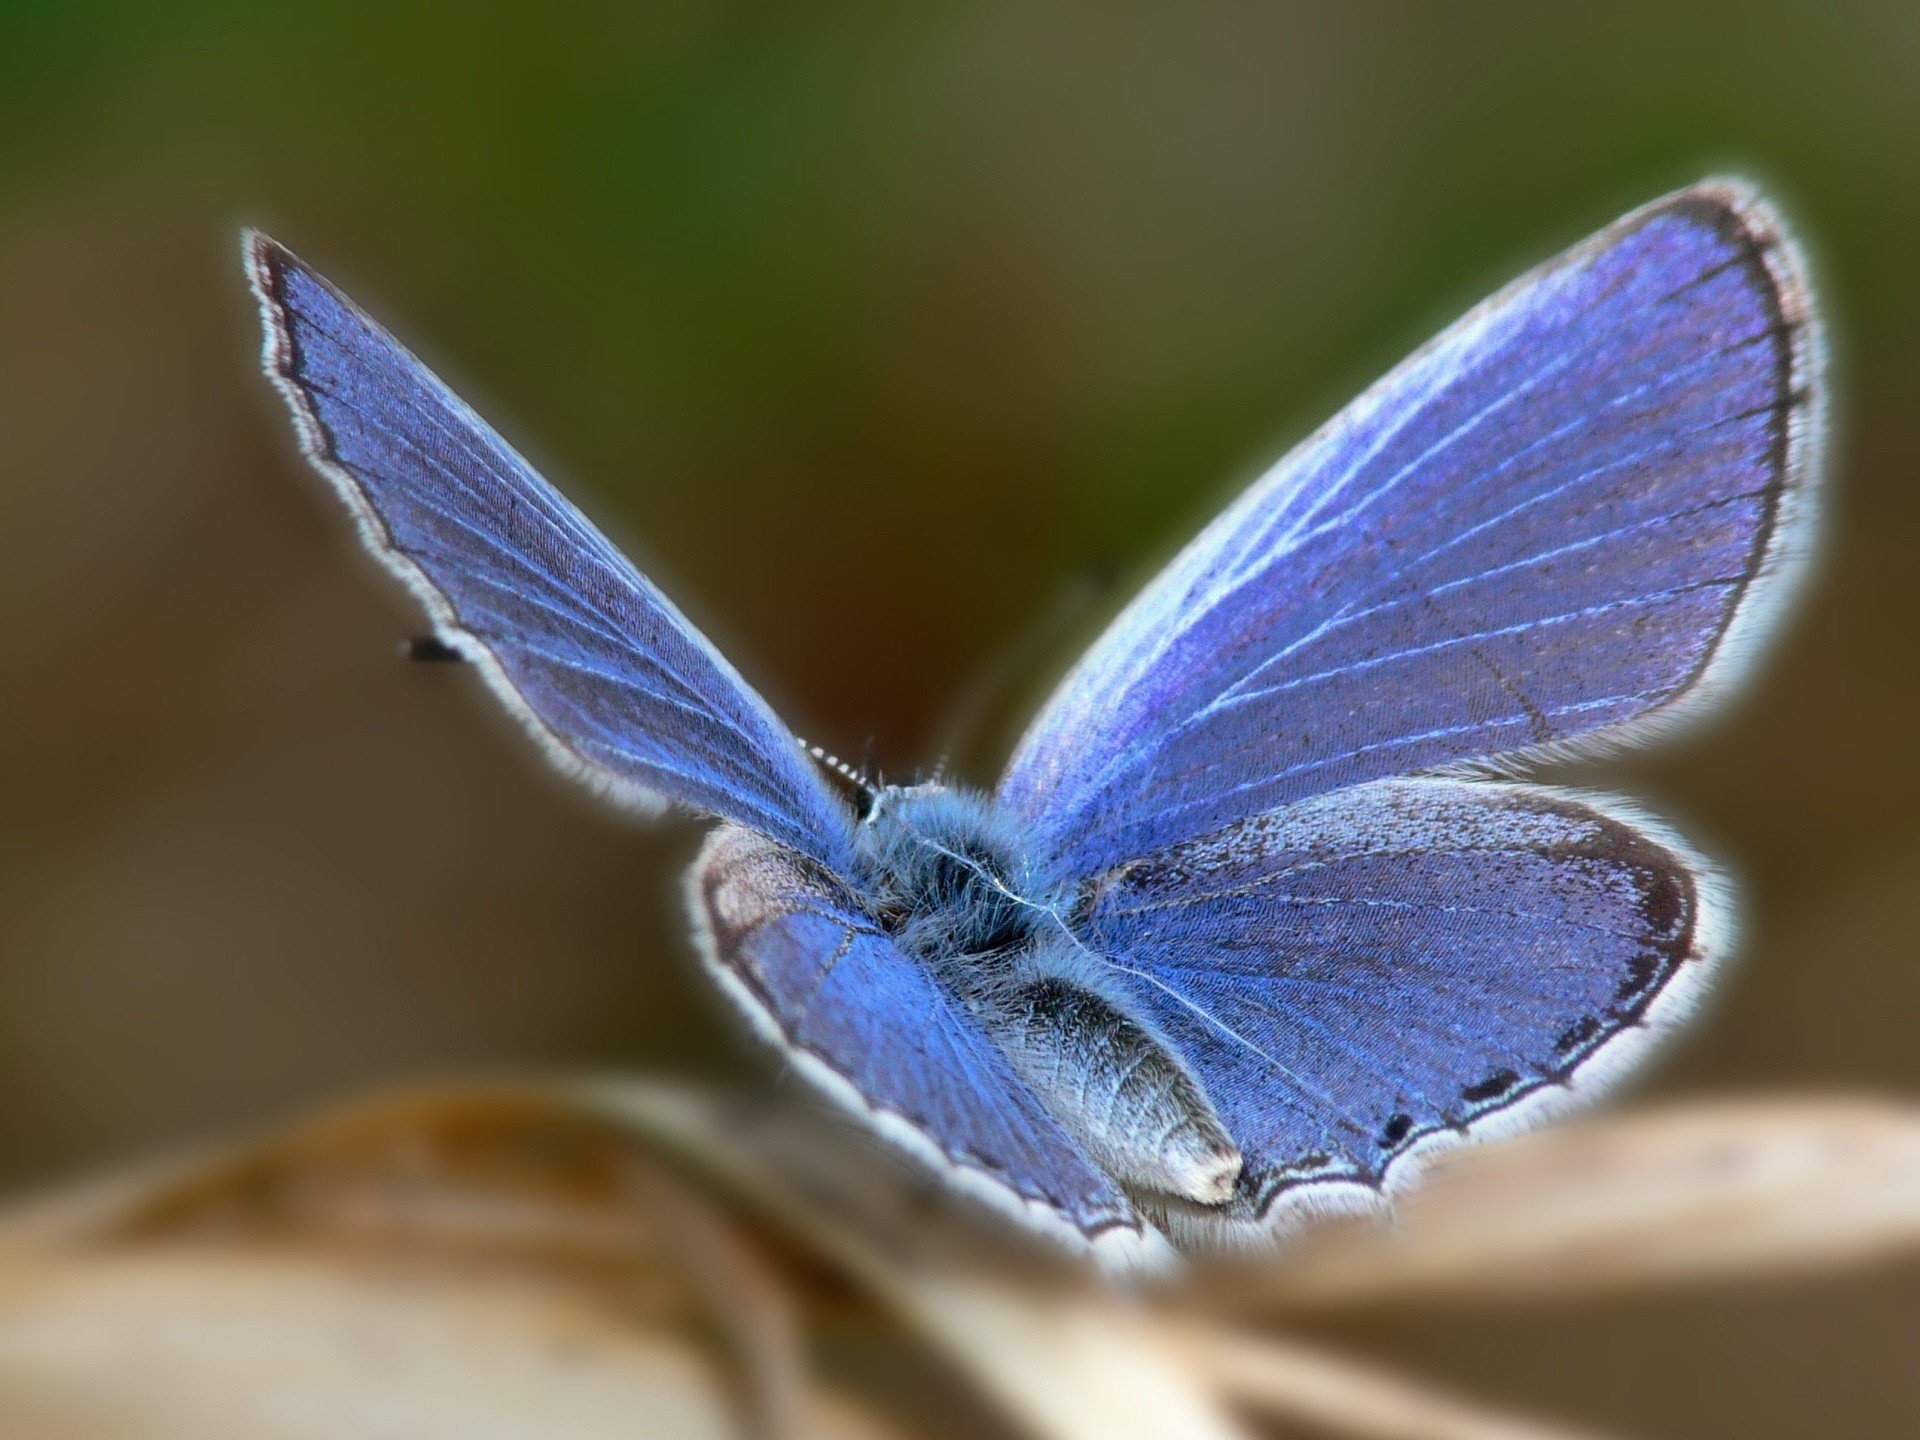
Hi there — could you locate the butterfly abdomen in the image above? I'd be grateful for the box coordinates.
[977,971,1242,1205]
[852,784,1241,1206]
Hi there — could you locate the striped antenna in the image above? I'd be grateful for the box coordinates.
[799,738,877,797]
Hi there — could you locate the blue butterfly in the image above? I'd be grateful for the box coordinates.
[247,178,1824,1271]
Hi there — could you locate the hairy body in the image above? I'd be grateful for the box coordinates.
[849,784,1241,1206]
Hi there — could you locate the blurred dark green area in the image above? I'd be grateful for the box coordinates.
[2,3,1917,1435]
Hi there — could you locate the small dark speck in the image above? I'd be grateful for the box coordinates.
[1614,952,1660,1002]
[1556,1014,1601,1055]
[403,636,465,663]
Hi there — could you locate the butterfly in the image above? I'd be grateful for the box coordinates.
[246,177,1823,1271]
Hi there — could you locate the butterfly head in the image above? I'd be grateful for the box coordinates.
[852,783,1054,961]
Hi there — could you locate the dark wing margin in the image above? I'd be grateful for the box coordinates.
[1075,778,1729,1247]
[1001,179,1825,883]
[247,232,853,868]
[688,823,1169,1272]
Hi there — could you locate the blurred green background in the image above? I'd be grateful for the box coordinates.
[2,3,1917,1434]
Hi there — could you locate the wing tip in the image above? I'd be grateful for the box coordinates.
[1655,176,1830,741]
[240,227,313,402]
[1659,176,1823,341]
[240,228,297,317]
[239,224,277,265]
[1451,176,1828,784]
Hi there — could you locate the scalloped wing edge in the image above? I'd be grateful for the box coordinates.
[681,830,1178,1278]
[1146,779,1736,1254]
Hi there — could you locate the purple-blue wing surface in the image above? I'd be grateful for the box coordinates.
[1078,778,1727,1236]
[248,234,851,869]
[1001,181,1820,883]
[689,823,1160,1266]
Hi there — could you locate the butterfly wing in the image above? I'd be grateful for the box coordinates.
[1082,777,1726,1239]
[689,822,1163,1267]
[1001,180,1821,882]
[247,234,851,868]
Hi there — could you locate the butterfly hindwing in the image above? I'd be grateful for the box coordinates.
[1001,180,1820,882]
[689,823,1162,1266]
[1081,777,1726,1240]
[247,234,852,868]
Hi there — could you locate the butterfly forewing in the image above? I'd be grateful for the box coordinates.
[248,234,853,868]
[1001,181,1819,883]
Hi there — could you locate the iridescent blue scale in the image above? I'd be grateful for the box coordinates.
[249,177,1824,1269]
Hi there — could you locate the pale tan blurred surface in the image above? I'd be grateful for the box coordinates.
[4,5,1920,1436]
[4,1082,1919,1440]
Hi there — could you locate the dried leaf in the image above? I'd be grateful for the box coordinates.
[0,1083,904,1440]
[1236,1098,1920,1310]
[0,1250,863,1440]
[0,1079,1245,1440]
[1172,1322,1618,1440]
[574,1081,1251,1440]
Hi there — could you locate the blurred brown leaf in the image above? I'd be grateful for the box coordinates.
[1236,1098,1920,1311]
[0,1080,1240,1440]
[16,1082,1920,1440]
[0,1082,904,1440]
[1176,1323,1618,1440]
[571,1081,1249,1440]
[0,1250,857,1440]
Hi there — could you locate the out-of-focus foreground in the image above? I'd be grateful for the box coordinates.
[4,4,1919,1436]
[7,1082,1920,1439]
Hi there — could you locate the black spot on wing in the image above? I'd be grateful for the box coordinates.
[1379,1113,1415,1150]
[1556,1013,1602,1056]
[1462,1068,1522,1105]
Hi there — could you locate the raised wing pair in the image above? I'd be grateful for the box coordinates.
[248,179,1823,1269]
